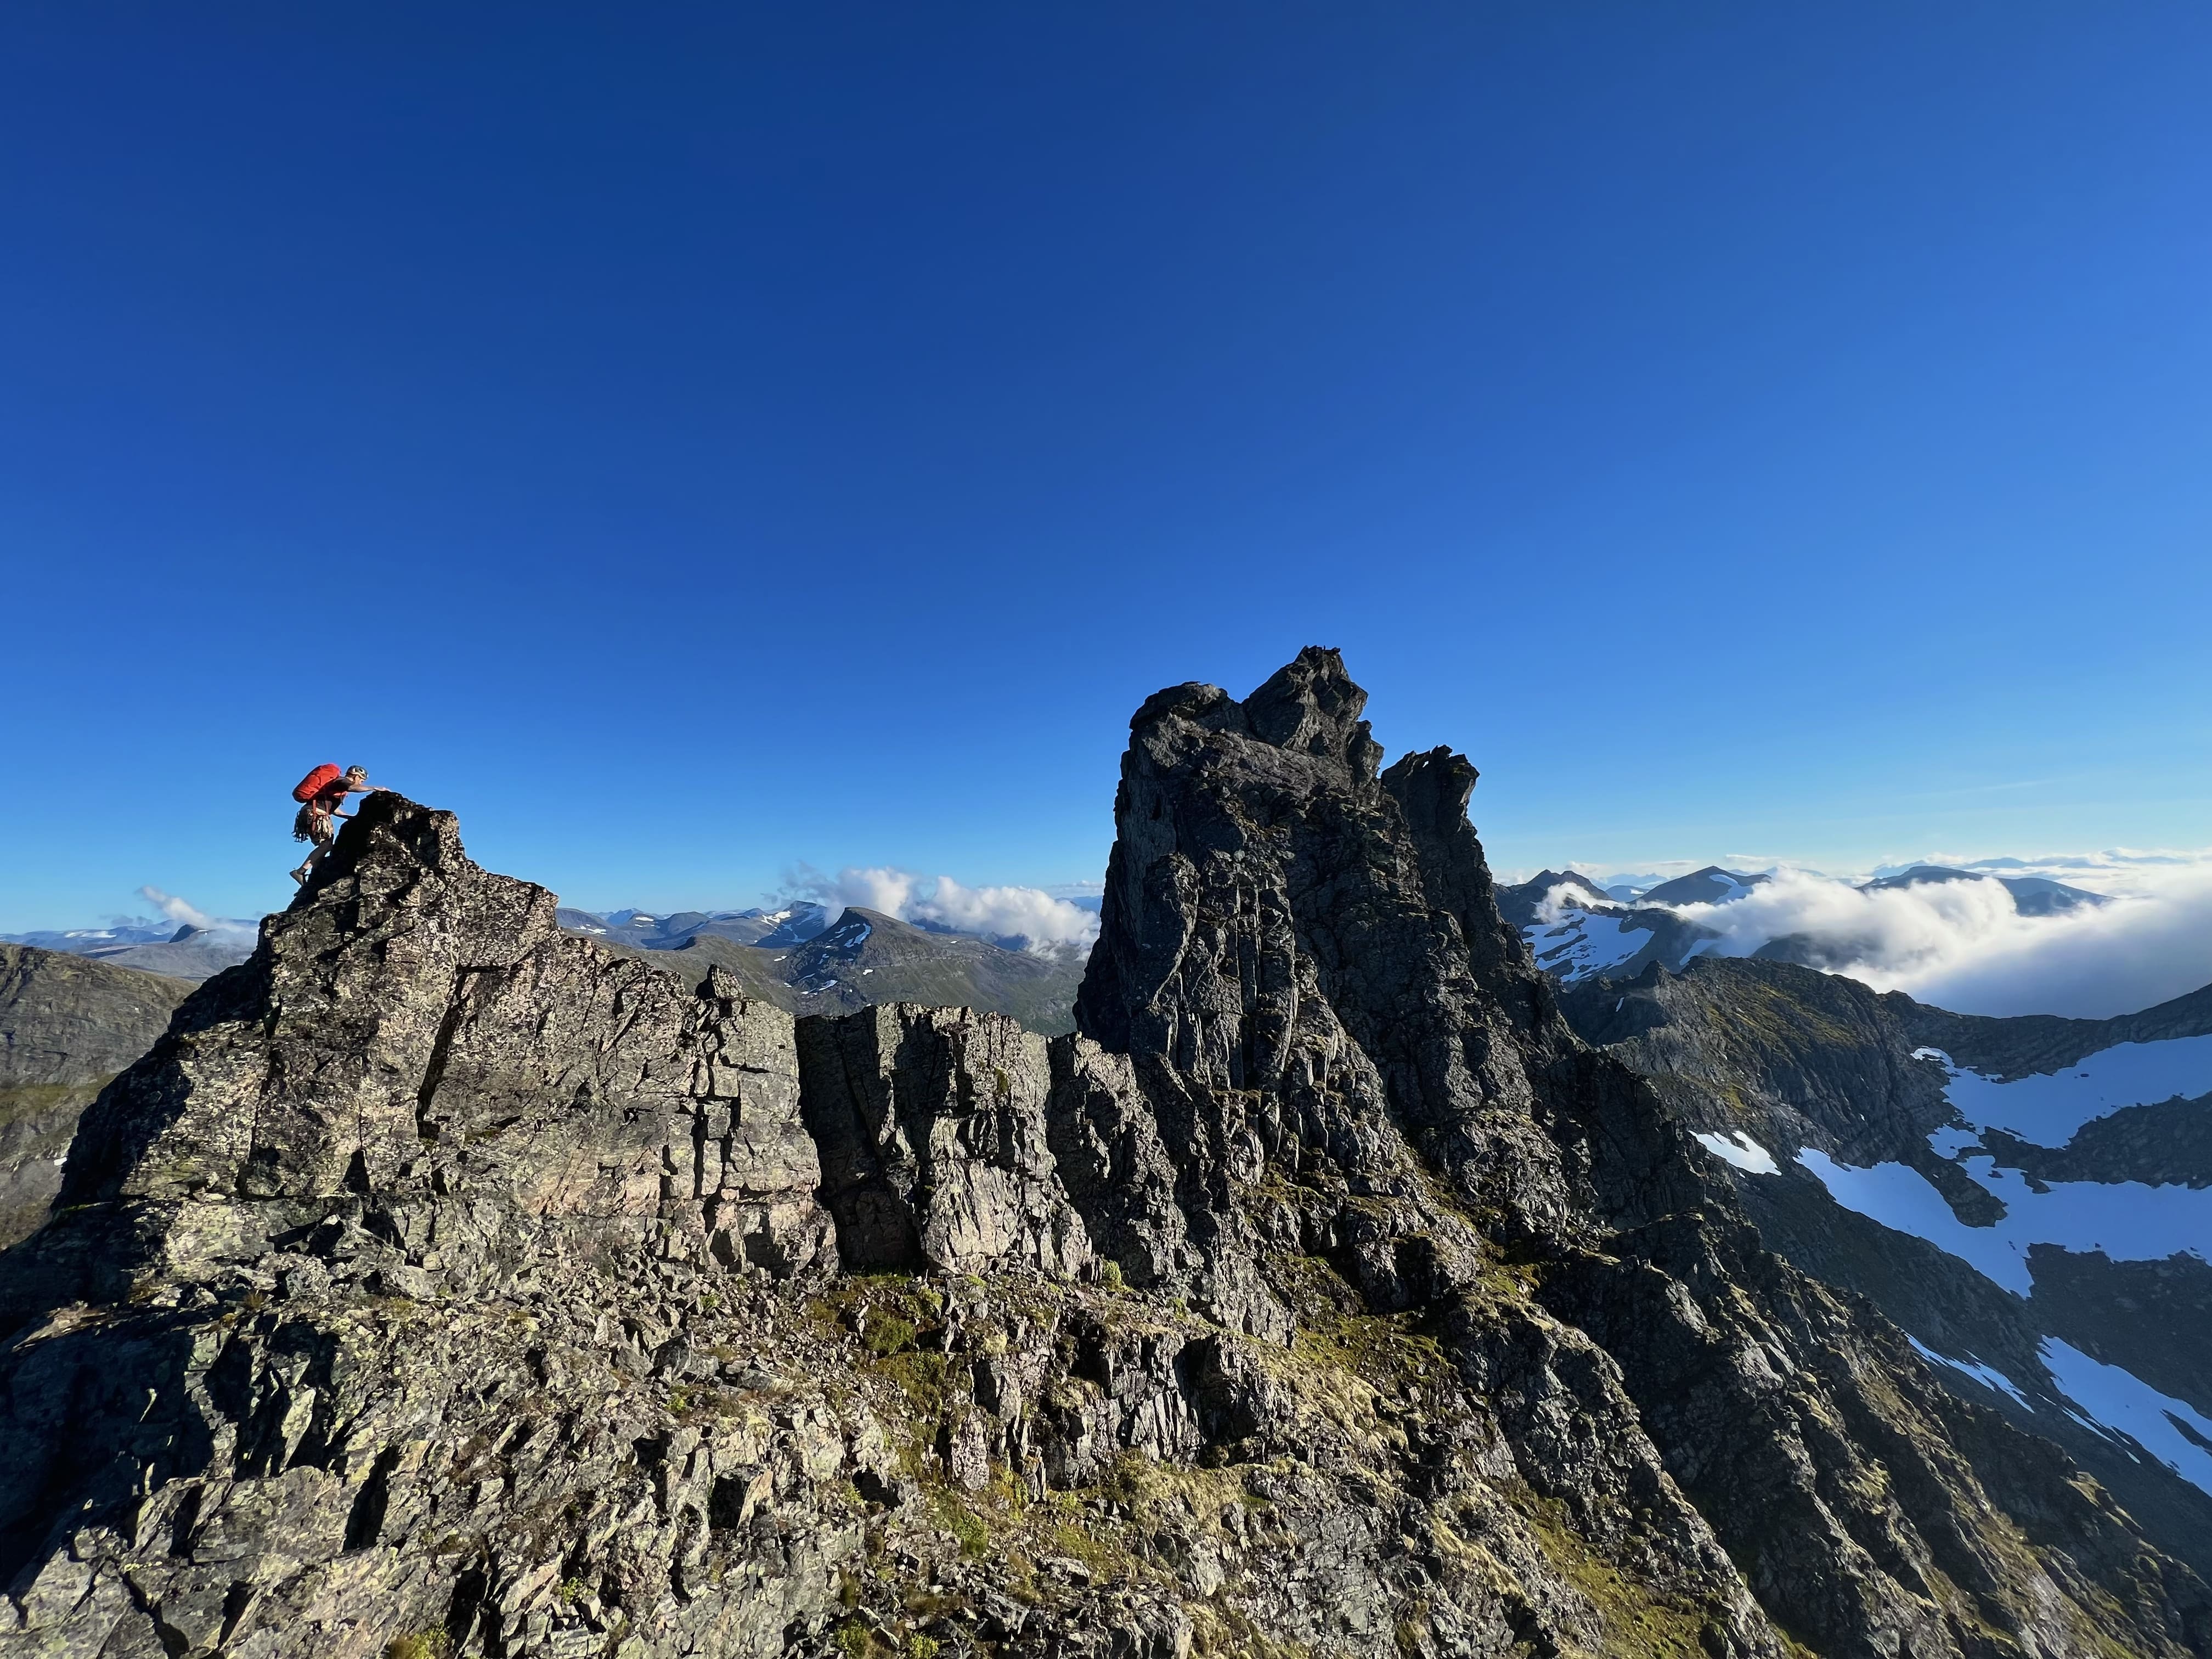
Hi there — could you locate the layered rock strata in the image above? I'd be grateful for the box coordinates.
[0,655,2202,1659]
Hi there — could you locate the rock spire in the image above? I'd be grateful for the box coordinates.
[0,653,2200,1658]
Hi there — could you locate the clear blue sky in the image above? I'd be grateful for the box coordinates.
[4,3,2209,929]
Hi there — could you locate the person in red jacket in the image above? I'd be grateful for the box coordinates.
[290,765,378,884]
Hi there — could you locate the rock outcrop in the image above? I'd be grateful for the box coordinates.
[1071,651,2208,1658]
[0,652,2203,1659]
[799,1004,1090,1277]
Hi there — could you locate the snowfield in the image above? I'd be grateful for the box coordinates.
[1908,1337,2030,1408]
[1523,913,1647,979]
[1781,1031,2212,1498]
[2039,1338,2212,1498]
[1922,1035,2212,1146]
[1901,1334,2212,1496]
[1694,1130,1780,1175]
[1796,1148,2211,1296]
[1790,1034,2212,1294]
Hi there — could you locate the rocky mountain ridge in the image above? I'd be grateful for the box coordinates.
[0,650,2202,1658]
[0,912,1081,1277]
[1500,862,2109,988]
[1561,955,2212,1575]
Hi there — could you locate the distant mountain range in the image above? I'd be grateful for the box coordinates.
[1860,863,2106,916]
[553,901,836,951]
[1500,862,2107,985]
[3,897,1090,1029]
[0,919,255,981]
[557,901,1087,1034]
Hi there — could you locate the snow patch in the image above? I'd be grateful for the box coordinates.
[1695,1131,1780,1175]
[1908,1337,2030,1407]
[1932,1035,2212,1147]
[2040,1338,2212,1496]
[1794,1149,2212,1296]
[1523,915,1648,983]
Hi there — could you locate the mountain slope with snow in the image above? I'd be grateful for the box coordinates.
[1564,956,2212,1572]
[1506,858,2144,1003]
[573,903,1087,1034]
[1495,868,1728,984]
[0,920,252,981]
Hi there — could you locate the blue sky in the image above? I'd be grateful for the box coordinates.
[4,3,2209,930]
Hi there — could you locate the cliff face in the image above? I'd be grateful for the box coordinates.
[0,652,2203,1659]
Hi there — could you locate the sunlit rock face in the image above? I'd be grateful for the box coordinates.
[0,653,2203,1659]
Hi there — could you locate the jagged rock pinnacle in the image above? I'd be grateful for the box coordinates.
[0,654,2199,1659]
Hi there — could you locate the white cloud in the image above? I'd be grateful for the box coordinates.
[1868,847,2209,896]
[827,866,920,918]
[911,877,1099,952]
[136,885,259,941]
[138,885,216,930]
[774,865,1101,956]
[1535,882,1601,927]
[1660,855,2212,1018]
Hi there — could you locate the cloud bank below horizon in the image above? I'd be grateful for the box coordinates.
[105,842,2212,1023]
[135,886,261,942]
[778,864,1101,955]
[1656,853,2212,1018]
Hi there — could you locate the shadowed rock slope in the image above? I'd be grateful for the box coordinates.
[0,653,2202,1658]
[1559,954,2212,1576]
[0,945,194,1249]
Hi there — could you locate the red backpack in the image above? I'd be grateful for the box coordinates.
[292,763,343,804]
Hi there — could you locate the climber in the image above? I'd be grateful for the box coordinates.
[289,764,380,884]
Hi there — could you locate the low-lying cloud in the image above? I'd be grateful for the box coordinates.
[912,876,1100,952]
[137,885,259,941]
[1662,855,2212,1018]
[777,865,1101,956]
